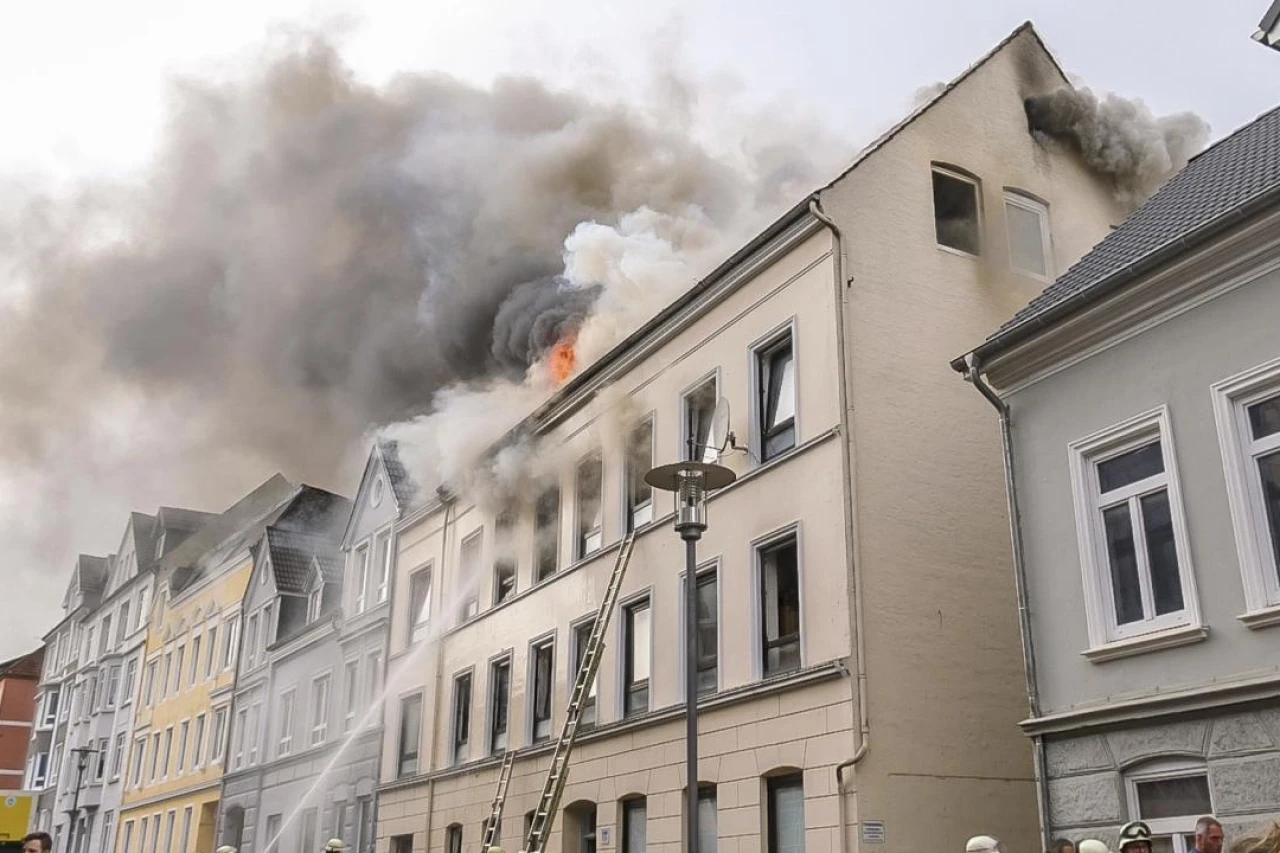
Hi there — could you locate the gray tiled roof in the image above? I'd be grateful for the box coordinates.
[993,104,1280,340]
[379,440,416,508]
[312,554,342,585]
[262,487,351,593]
[266,528,335,593]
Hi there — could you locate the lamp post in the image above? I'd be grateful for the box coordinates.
[64,745,97,853]
[644,459,736,853]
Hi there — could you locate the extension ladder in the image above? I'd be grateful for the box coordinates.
[480,749,517,853]
[521,531,638,853]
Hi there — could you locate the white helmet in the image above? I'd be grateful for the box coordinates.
[967,837,1000,853]
[324,841,347,852]
[216,847,238,853]
[1080,841,1111,853]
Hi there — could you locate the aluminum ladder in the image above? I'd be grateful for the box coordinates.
[480,749,517,853]
[522,531,638,853]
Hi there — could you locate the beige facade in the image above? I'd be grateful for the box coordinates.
[375,23,1127,853]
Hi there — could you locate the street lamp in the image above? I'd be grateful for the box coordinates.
[64,745,98,853]
[644,459,736,853]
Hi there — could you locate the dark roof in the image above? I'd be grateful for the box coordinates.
[265,528,336,593]
[1257,0,1280,45]
[378,440,416,508]
[0,648,44,680]
[76,555,109,593]
[312,554,342,585]
[261,487,350,593]
[960,104,1280,368]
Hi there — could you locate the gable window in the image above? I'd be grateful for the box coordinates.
[622,798,646,853]
[683,377,719,463]
[489,657,511,754]
[398,693,423,778]
[1005,191,1051,277]
[685,568,718,695]
[576,454,604,559]
[530,639,554,743]
[353,544,370,613]
[1125,760,1213,853]
[572,620,597,729]
[932,167,981,255]
[759,534,801,677]
[307,581,323,623]
[626,418,655,531]
[278,690,296,757]
[1213,361,1280,620]
[409,568,433,644]
[535,487,561,582]
[459,532,482,621]
[494,512,517,605]
[756,332,796,462]
[623,599,651,718]
[767,775,805,853]
[310,674,331,746]
[1069,408,1199,652]
[452,672,472,764]
[374,531,392,604]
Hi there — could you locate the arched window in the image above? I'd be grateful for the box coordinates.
[1124,758,1213,853]
[446,823,464,853]
[763,772,806,853]
[564,801,598,853]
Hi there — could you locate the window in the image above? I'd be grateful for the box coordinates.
[408,569,433,644]
[139,818,149,853]
[28,751,49,789]
[94,738,108,781]
[99,616,112,656]
[174,645,186,694]
[179,806,193,853]
[374,531,392,604]
[136,586,150,632]
[356,798,374,853]
[343,660,360,733]
[535,486,561,582]
[767,775,805,853]
[149,732,162,781]
[932,167,981,255]
[224,616,240,670]
[151,814,163,853]
[311,675,331,746]
[278,690,296,756]
[392,837,414,853]
[365,651,383,706]
[334,804,349,848]
[686,569,718,695]
[446,825,463,853]
[176,720,189,773]
[1069,409,1198,650]
[452,672,472,764]
[122,822,134,853]
[459,533,482,621]
[694,788,717,853]
[100,812,116,853]
[162,726,174,778]
[233,708,246,767]
[1005,192,1051,277]
[623,599,651,717]
[308,583,323,622]
[398,694,423,778]
[494,512,517,605]
[211,706,229,764]
[123,659,137,705]
[263,815,282,853]
[205,625,218,678]
[760,535,801,676]
[192,715,207,769]
[111,732,126,779]
[756,333,796,461]
[683,377,719,463]
[489,658,511,754]
[622,798,646,853]
[161,652,172,699]
[40,689,59,727]
[130,739,145,787]
[189,636,201,686]
[117,603,131,644]
[105,665,121,708]
[530,639,554,743]
[143,661,157,706]
[576,454,604,559]
[626,418,655,531]
[572,620,598,728]
[164,810,176,853]
[298,809,318,853]
[1214,362,1280,619]
[249,701,262,765]
[353,544,370,613]
[1125,761,1213,853]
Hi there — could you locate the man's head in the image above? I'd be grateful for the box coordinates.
[1119,821,1154,853]
[324,840,347,853]
[22,833,53,853]
[1051,839,1077,853]
[1197,817,1225,853]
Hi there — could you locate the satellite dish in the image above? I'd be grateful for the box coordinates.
[706,397,732,460]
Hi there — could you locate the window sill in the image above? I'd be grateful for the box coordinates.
[1238,606,1280,630]
[1081,623,1208,663]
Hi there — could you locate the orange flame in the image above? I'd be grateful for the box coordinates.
[548,331,578,387]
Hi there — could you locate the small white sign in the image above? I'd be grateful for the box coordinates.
[599,828,612,847]
[861,821,886,844]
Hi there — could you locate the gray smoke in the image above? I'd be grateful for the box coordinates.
[1025,86,1209,205]
[490,277,602,374]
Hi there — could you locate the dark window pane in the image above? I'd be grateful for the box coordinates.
[760,339,796,462]
[1259,451,1280,583]
[627,420,654,530]
[535,487,559,581]
[685,379,718,463]
[494,512,516,604]
[697,788,717,853]
[1135,774,1212,819]
[1098,442,1164,493]
[761,539,801,676]
[1103,505,1144,625]
[695,572,718,695]
[577,455,603,558]
[1249,396,1280,440]
[532,643,553,742]
[453,675,471,762]
[933,171,980,255]
[1141,490,1183,615]
[398,695,421,778]
[490,661,510,753]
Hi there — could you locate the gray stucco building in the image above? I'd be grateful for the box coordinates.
[958,106,1280,847]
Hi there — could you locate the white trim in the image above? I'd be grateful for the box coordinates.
[1067,406,1202,655]
[1080,624,1208,663]
[622,412,657,535]
[1211,355,1280,620]
[526,631,556,745]
[0,719,34,728]
[572,452,604,562]
[617,589,654,720]
[483,651,513,756]
[679,369,722,464]
[748,317,800,466]
[1003,190,1054,281]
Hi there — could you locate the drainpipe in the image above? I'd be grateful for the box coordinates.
[424,497,454,848]
[962,354,1050,849]
[809,199,869,853]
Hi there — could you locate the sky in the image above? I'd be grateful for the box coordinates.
[0,0,1276,659]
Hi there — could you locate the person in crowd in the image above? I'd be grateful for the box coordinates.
[1197,817,1226,853]
[1050,838,1077,853]
[21,834,52,853]
[1079,840,1110,853]
[1119,821,1154,853]
[324,840,348,852]
[215,846,238,853]
[967,836,1001,853]
[1231,824,1280,853]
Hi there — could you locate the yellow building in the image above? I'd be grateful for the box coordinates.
[118,476,299,853]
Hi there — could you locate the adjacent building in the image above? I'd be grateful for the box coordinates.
[0,649,44,791]
[1255,1,1280,50]
[956,107,1280,844]
[374,23,1126,853]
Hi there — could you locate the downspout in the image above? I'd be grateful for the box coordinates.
[962,354,1050,849]
[809,199,869,853]
[424,496,455,851]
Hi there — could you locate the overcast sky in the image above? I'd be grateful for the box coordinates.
[0,0,1275,659]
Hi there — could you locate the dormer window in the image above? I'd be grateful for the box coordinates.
[155,535,165,560]
[308,583,323,623]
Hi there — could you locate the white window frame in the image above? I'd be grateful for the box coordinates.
[310,673,332,746]
[1068,406,1204,659]
[459,531,483,620]
[1212,356,1280,626]
[618,589,654,719]
[408,565,433,645]
[374,530,393,605]
[678,558,722,700]
[353,544,371,614]
[210,706,229,766]
[1124,758,1213,853]
[679,370,721,465]
[931,165,983,258]
[192,713,207,771]
[574,453,604,561]
[278,689,296,757]
[623,414,657,532]
[1003,190,1054,279]
[175,719,189,776]
[342,659,360,734]
[752,523,806,679]
[749,319,800,466]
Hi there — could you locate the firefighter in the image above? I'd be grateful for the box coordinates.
[1119,822,1155,853]
[967,836,1001,853]
[324,840,348,853]
[215,847,238,853]
[1080,840,1111,853]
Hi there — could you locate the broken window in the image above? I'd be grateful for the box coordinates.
[489,658,510,754]
[623,599,651,717]
[535,486,560,582]
[493,511,516,605]
[572,620,597,729]
[760,536,801,676]
[576,454,603,559]
[452,672,472,764]
[531,639,553,743]
[932,168,981,255]
[1005,192,1051,277]
[626,418,655,531]
[757,335,796,462]
[683,377,719,463]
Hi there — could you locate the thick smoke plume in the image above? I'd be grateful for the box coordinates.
[1025,86,1209,205]
[0,28,842,655]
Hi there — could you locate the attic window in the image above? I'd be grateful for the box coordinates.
[371,477,385,508]
[932,167,981,256]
